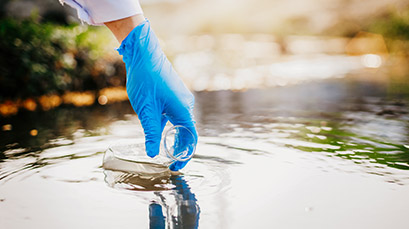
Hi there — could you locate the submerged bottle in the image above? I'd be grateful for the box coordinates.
[103,125,197,175]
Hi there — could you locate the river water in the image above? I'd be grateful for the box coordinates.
[1,69,409,228]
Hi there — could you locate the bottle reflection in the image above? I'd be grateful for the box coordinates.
[103,170,200,228]
[149,176,200,229]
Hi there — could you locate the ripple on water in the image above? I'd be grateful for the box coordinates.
[210,112,409,186]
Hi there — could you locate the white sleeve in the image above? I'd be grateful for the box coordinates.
[60,0,143,26]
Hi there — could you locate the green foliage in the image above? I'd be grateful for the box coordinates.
[0,18,124,102]
[279,118,409,171]
[368,9,409,40]
[0,19,63,98]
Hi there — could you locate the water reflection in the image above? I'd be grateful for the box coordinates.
[0,102,134,161]
[104,169,200,228]
[104,170,172,191]
[152,176,200,229]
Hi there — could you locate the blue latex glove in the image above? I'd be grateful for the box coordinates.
[117,19,197,171]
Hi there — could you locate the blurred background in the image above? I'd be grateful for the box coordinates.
[1,0,408,116]
[2,1,409,228]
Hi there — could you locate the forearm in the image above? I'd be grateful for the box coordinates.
[104,14,145,43]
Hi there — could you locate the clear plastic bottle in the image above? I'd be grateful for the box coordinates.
[103,125,196,175]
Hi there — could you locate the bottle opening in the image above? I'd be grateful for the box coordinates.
[163,125,196,162]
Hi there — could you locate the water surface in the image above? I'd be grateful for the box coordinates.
[1,74,409,228]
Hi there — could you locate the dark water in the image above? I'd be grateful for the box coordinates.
[1,75,409,228]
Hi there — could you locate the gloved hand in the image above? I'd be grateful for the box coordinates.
[117,19,197,171]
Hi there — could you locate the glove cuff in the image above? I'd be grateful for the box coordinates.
[116,18,149,58]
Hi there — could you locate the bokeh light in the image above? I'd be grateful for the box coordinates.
[361,54,382,68]
[29,129,38,136]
